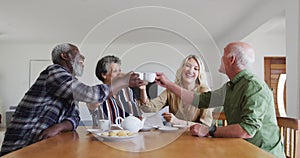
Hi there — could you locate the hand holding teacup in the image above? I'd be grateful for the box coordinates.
[128,72,148,87]
[154,72,172,88]
[110,72,146,95]
[135,72,156,83]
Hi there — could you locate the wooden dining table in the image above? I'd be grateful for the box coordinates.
[1,126,275,158]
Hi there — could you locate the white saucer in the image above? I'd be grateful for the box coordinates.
[140,126,152,131]
[152,125,160,129]
[95,130,138,141]
[86,128,102,133]
[172,124,187,128]
[158,126,179,132]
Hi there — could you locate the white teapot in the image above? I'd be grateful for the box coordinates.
[115,114,146,133]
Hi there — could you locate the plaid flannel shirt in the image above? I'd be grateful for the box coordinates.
[0,64,109,155]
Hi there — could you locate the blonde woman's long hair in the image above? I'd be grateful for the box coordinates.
[174,55,210,92]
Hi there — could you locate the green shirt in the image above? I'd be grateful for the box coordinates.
[192,70,285,158]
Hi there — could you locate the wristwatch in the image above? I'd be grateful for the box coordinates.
[209,124,217,137]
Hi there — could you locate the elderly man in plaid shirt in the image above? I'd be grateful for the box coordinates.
[0,43,145,156]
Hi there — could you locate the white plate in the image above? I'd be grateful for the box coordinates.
[152,125,160,129]
[86,128,102,133]
[94,130,138,141]
[140,126,152,131]
[158,126,179,132]
[172,124,187,128]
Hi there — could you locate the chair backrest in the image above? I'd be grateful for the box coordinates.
[212,112,227,126]
[277,117,300,158]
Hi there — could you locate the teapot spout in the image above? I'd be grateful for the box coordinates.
[140,117,146,129]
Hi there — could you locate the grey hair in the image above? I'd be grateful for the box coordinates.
[227,44,255,69]
[174,54,210,91]
[51,43,72,64]
[95,55,121,82]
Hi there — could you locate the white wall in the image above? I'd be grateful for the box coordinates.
[0,44,53,127]
[285,0,300,118]
[243,15,286,79]
[217,0,286,49]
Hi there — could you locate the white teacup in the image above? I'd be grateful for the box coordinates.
[136,72,144,81]
[98,119,111,131]
[143,72,156,82]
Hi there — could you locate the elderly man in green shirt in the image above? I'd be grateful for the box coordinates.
[155,41,285,157]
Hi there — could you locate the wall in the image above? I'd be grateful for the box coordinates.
[243,15,286,79]
[0,44,53,127]
[285,0,300,118]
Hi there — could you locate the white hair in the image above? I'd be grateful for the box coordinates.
[51,43,71,64]
[227,44,255,69]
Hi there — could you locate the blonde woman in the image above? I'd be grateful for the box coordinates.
[139,55,213,126]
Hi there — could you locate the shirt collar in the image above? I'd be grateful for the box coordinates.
[226,69,250,88]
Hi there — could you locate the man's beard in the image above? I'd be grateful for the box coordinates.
[71,55,84,77]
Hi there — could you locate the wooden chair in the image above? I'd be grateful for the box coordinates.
[212,112,227,126]
[277,117,300,158]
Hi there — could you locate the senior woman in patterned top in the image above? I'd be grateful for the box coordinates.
[87,55,144,126]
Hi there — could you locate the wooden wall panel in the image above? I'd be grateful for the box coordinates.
[264,57,286,116]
